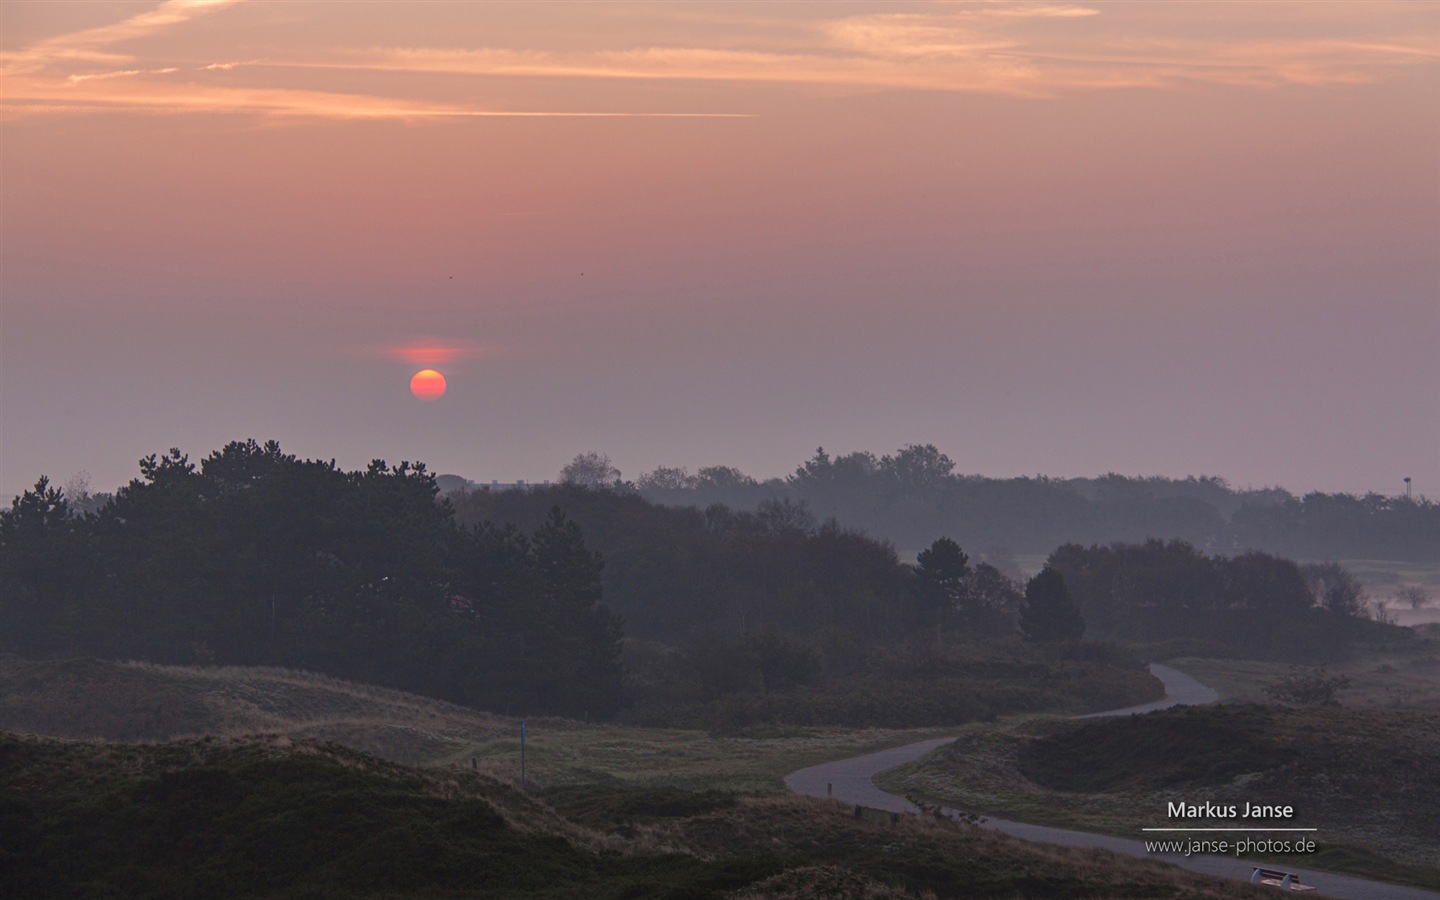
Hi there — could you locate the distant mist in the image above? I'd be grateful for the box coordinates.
[446,444,1438,562]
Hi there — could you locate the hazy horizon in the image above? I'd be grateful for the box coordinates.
[7,439,1433,505]
[4,1,1437,504]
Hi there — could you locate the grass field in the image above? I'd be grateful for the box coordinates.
[1339,559,1440,595]
[2,728,1280,899]
[6,644,1433,895]
[875,634,1440,886]
[0,650,1168,793]
[0,654,965,794]
[1163,626,1440,708]
[876,699,1440,887]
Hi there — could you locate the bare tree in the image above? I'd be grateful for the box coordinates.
[636,465,695,492]
[560,452,622,489]
[1395,585,1429,610]
[1302,562,1366,619]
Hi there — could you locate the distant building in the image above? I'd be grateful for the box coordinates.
[435,474,551,495]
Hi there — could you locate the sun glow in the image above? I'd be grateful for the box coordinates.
[409,369,446,401]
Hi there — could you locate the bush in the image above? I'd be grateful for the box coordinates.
[1046,641,1148,670]
[1265,666,1351,707]
[1018,705,1295,792]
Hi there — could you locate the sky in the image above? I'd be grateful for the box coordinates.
[2,0,1437,501]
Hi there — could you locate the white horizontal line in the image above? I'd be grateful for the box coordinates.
[1142,828,1318,832]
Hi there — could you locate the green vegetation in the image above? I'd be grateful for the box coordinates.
[1047,540,1412,660]
[1263,666,1351,706]
[5,649,1433,894]
[2,442,624,718]
[880,701,1440,886]
[1018,705,1295,793]
[622,638,1164,733]
[6,440,1434,896]
[5,440,1172,732]
[1,729,1275,899]
[0,654,1149,794]
[1162,637,1440,710]
[1019,568,1085,644]
[0,731,776,899]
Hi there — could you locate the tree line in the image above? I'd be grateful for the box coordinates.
[558,446,1438,562]
[452,483,1389,674]
[1,441,622,717]
[3,441,1113,724]
[4,440,1400,724]
[1046,540,1387,659]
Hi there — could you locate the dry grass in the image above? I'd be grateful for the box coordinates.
[1166,634,1440,709]
[1340,559,1440,594]
[877,702,1440,881]
[0,654,956,793]
[4,727,1281,899]
[728,865,914,900]
[672,794,1275,899]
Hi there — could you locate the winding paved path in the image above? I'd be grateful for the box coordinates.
[784,664,1437,900]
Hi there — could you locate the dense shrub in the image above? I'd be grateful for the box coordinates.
[1018,705,1295,793]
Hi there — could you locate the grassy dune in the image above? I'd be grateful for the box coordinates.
[0,653,1163,794]
[0,654,967,794]
[878,703,1440,887]
[6,651,1421,894]
[2,730,1277,899]
[1161,628,1440,709]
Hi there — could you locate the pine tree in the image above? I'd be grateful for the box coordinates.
[1020,567,1085,643]
[527,506,624,717]
[916,537,970,636]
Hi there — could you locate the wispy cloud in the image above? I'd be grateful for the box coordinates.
[281,5,1437,99]
[1,0,242,74]
[333,45,1064,97]
[4,76,751,120]
[68,67,178,85]
[376,341,494,366]
[203,60,260,71]
[3,1,1437,121]
[1,0,753,120]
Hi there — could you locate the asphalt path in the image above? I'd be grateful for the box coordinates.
[784,664,1438,900]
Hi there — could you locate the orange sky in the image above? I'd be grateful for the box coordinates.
[2,1,1437,500]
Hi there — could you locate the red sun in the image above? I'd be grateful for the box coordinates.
[410,369,447,401]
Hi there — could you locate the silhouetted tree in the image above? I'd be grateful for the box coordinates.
[883,444,956,492]
[968,561,1024,634]
[528,506,624,716]
[1020,568,1085,643]
[560,452,622,489]
[634,445,1439,563]
[1302,562,1366,619]
[636,465,696,492]
[0,478,86,656]
[0,441,629,718]
[916,537,970,637]
[1396,585,1428,610]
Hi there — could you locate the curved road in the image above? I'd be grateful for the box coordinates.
[785,664,1437,900]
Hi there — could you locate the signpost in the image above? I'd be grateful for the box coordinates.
[520,719,526,786]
